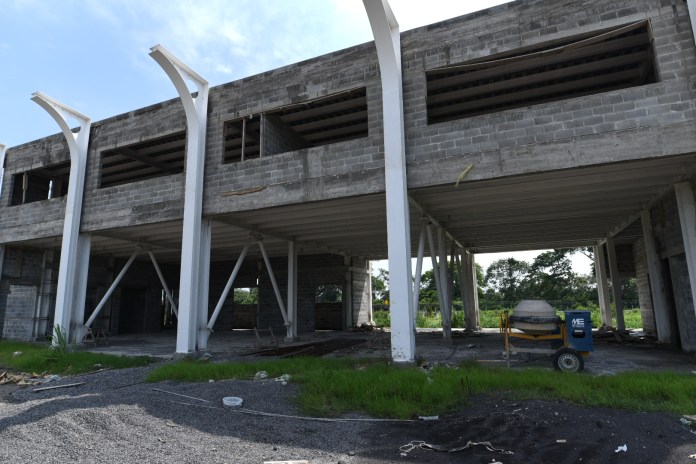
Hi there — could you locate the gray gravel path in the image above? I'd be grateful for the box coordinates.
[0,366,405,464]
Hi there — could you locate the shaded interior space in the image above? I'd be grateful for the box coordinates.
[223,87,368,163]
[3,154,696,357]
[9,160,70,206]
[99,130,186,188]
[427,20,657,123]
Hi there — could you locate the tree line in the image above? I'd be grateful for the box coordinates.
[372,248,638,310]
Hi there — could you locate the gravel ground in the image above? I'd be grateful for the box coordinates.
[1,364,695,463]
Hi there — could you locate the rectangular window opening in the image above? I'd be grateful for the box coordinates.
[426,21,657,124]
[10,160,70,206]
[223,87,368,163]
[233,287,259,304]
[99,131,186,189]
[315,284,343,303]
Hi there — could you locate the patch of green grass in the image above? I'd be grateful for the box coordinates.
[0,340,153,375]
[147,357,696,419]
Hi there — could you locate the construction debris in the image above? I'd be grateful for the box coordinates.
[399,439,513,456]
[33,382,85,392]
[0,371,62,386]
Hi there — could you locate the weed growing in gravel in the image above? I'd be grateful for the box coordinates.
[0,340,152,375]
[147,358,696,419]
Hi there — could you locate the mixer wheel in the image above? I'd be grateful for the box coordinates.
[552,348,584,372]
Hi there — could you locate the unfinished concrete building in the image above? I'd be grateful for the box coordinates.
[2,0,696,360]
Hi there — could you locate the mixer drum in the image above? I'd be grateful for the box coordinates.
[510,300,560,335]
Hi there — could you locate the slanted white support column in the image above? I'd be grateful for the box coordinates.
[0,245,4,299]
[363,0,414,362]
[675,181,696,318]
[412,222,426,319]
[197,220,212,349]
[437,227,452,339]
[606,237,625,330]
[287,242,299,341]
[208,243,250,330]
[85,249,139,328]
[258,240,290,328]
[150,45,209,354]
[640,209,675,343]
[594,244,613,327]
[31,93,91,344]
[426,223,445,320]
[71,234,91,341]
[148,251,179,318]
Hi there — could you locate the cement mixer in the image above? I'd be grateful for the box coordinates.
[499,300,593,372]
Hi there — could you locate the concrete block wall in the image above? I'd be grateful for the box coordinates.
[258,253,346,333]
[351,257,372,326]
[0,247,46,340]
[649,190,696,350]
[632,237,657,334]
[402,0,696,189]
[208,260,259,331]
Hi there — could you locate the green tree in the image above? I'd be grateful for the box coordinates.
[371,268,389,303]
[484,258,531,302]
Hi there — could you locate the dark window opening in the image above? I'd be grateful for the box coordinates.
[10,161,70,206]
[99,131,186,188]
[223,87,368,163]
[315,284,343,303]
[223,116,261,163]
[426,21,657,124]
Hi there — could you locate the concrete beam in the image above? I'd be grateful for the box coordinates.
[594,244,613,327]
[674,181,696,319]
[606,237,625,331]
[150,45,209,354]
[31,92,91,345]
[641,209,675,344]
[363,0,414,362]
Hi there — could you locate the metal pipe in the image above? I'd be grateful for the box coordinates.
[207,243,250,330]
[148,251,179,319]
[258,240,289,325]
[85,249,139,328]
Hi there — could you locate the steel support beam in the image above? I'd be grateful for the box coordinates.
[288,242,299,340]
[462,251,480,331]
[208,243,250,330]
[426,223,445,322]
[437,227,452,339]
[258,240,290,326]
[72,234,91,342]
[85,249,139,329]
[0,246,4,304]
[148,251,179,319]
[412,222,426,319]
[606,237,625,330]
[0,144,6,204]
[594,244,613,327]
[675,182,696,318]
[31,93,91,344]
[197,220,212,349]
[641,209,675,343]
[150,45,209,354]
[363,0,414,362]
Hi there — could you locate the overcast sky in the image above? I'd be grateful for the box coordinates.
[1,0,512,148]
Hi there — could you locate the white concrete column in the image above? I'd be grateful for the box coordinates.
[197,219,212,349]
[71,234,91,342]
[343,255,353,332]
[0,245,4,298]
[412,222,426,319]
[0,144,6,205]
[594,244,613,327]
[675,181,696,318]
[462,251,480,331]
[437,227,451,339]
[641,209,675,343]
[287,241,299,340]
[150,45,209,354]
[606,237,625,331]
[363,0,414,362]
[31,93,91,345]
